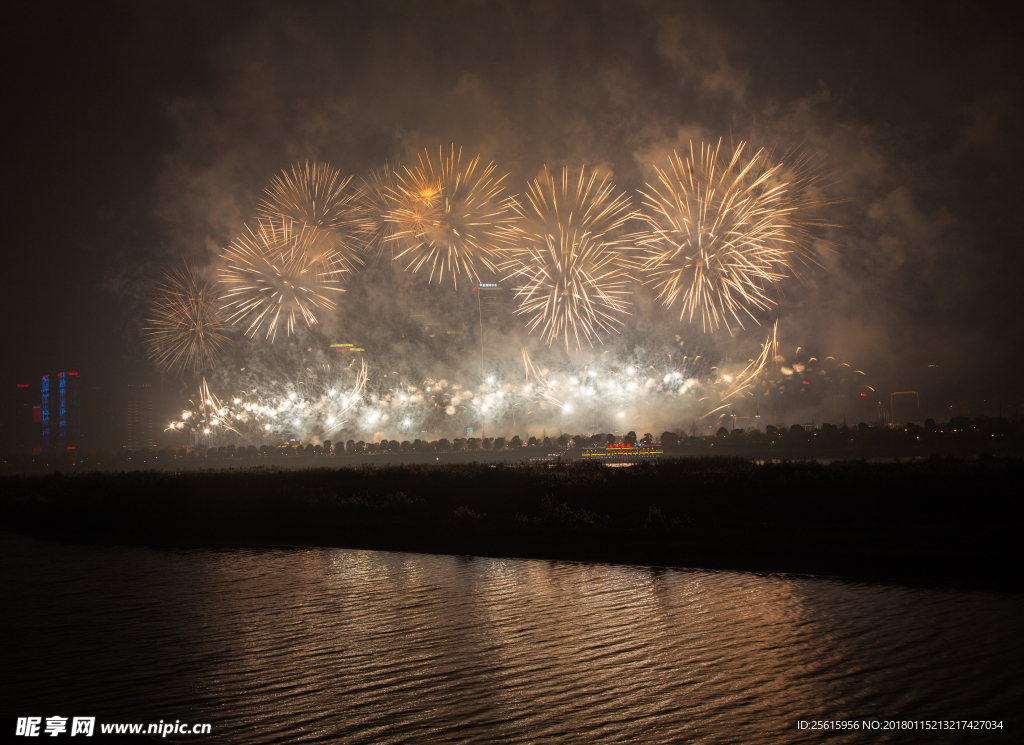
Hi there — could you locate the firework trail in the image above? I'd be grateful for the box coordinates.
[219,218,350,341]
[165,376,242,443]
[746,340,873,425]
[143,262,231,375]
[638,141,827,333]
[320,360,368,438]
[501,166,638,351]
[389,146,521,287]
[702,322,777,420]
[522,347,562,407]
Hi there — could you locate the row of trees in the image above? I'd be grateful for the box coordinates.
[169,431,655,459]
[4,417,1022,472]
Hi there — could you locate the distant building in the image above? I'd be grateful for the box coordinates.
[57,372,82,451]
[125,383,155,450]
[472,283,507,322]
[41,375,50,452]
[31,372,83,453]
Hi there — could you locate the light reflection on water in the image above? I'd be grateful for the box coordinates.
[1,532,1021,743]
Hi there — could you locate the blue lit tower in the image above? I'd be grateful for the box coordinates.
[41,375,50,453]
[58,372,81,450]
[59,373,66,449]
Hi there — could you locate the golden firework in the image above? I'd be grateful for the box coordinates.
[219,218,349,341]
[638,141,826,332]
[388,146,521,287]
[501,166,637,351]
[144,262,231,375]
[259,160,364,275]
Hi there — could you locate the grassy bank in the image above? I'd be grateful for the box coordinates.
[2,457,1021,591]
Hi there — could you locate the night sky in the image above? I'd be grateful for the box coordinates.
[2,0,1021,415]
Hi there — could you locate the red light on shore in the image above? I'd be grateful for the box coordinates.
[860,393,868,397]
[803,381,810,385]
[16,384,28,388]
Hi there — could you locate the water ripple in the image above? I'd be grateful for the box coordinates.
[1,533,1021,743]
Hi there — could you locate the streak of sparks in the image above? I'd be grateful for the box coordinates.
[165,376,242,440]
[320,360,369,438]
[702,321,777,418]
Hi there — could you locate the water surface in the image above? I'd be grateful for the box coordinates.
[1,533,1020,742]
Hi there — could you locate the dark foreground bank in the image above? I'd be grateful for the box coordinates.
[2,457,1021,591]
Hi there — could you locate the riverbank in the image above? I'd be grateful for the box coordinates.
[2,457,1021,591]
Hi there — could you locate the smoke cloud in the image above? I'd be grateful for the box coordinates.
[144,0,1021,435]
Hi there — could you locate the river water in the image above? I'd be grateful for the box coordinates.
[1,532,1020,743]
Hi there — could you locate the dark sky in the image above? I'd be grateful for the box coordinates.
[2,0,1021,409]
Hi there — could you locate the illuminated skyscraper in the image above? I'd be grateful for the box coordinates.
[57,372,81,450]
[41,375,50,453]
[37,372,82,453]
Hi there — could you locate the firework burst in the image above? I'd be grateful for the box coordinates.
[259,160,364,274]
[143,262,231,375]
[388,146,521,287]
[638,141,826,332]
[353,164,402,265]
[219,218,350,341]
[259,161,357,232]
[502,166,638,351]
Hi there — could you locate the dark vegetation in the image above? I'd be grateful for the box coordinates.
[3,416,1023,474]
[2,457,1021,591]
